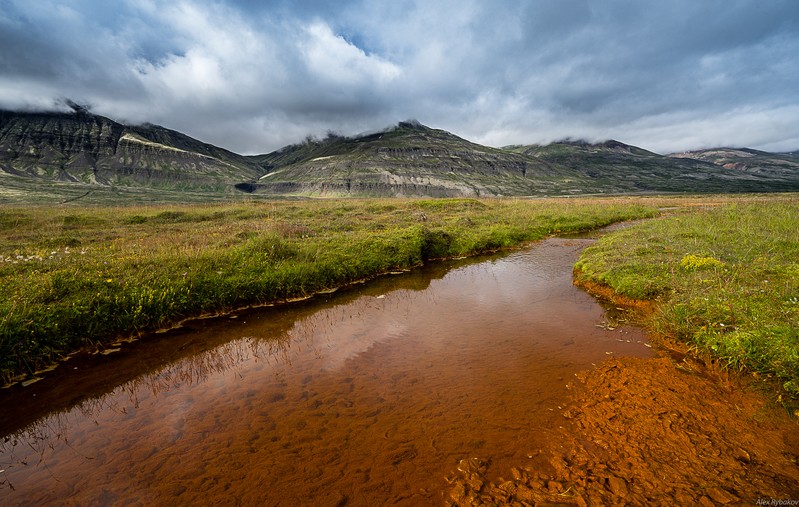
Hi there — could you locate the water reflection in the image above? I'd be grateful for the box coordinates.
[1,238,652,506]
[0,260,458,439]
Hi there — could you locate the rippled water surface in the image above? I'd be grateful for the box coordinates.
[1,237,652,506]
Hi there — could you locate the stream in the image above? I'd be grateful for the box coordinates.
[0,235,653,506]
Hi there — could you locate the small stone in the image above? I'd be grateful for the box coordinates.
[606,476,628,496]
[466,477,484,492]
[514,485,535,502]
[496,481,517,495]
[706,486,737,504]
[457,457,486,475]
[674,490,694,504]
[449,482,467,501]
[698,495,716,507]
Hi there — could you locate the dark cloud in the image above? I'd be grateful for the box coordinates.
[0,0,797,154]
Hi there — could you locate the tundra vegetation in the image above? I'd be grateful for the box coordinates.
[2,195,797,405]
[0,197,654,383]
[575,196,799,400]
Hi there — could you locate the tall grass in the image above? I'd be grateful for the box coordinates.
[575,198,799,398]
[0,197,655,383]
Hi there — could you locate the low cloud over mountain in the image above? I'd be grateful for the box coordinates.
[1,1,798,155]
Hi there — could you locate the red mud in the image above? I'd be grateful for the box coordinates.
[446,341,799,506]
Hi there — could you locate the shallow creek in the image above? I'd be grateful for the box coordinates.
[1,236,652,506]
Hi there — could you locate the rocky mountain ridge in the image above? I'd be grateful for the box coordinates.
[0,110,263,192]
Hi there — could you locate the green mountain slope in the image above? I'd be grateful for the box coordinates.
[669,148,799,189]
[510,140,799,193]
[254,127,799,197]
[249,121,572,197]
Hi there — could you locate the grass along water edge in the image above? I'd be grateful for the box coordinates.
[0,197,656,384]
[575,198,799,404]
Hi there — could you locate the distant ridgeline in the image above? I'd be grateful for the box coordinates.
[2,109,798,198]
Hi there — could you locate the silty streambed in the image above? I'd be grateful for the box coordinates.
[0,236,652,506]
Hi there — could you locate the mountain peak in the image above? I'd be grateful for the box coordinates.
[395,119,429,131]
[61,98,93,116]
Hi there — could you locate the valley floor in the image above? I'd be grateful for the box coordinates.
[2,195,798,504]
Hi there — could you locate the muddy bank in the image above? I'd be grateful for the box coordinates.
[446,354,799,506]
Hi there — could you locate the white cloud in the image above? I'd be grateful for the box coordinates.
[122,1,281,110]
[301,22,401,87]
[617,105,799,154]
[1,0,798,153]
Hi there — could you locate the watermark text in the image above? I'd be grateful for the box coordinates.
[757,499,799,506]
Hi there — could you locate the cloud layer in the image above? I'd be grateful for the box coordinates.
[1,0,797,154]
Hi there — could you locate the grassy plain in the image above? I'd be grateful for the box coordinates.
[576,196,799,398]
[0,197,655,383]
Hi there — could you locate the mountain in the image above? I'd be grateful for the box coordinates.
[3,109,799,201]
[505,139,799,193]
[669,148,799,190]
[252,124,799,197]
[0,110,263,192]
[249,120,570,197]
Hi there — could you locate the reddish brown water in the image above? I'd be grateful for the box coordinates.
[0,237,652,506]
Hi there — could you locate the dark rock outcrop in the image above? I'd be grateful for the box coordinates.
[0,110,263,191]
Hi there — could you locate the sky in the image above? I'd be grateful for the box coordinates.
[1,0,798,155]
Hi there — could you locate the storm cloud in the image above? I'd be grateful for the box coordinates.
[1,0,797,154]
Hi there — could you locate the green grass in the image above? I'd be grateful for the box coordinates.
[575,197,799,398]
[0,197,656,383]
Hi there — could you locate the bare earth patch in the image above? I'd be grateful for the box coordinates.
[446,354,799,506]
